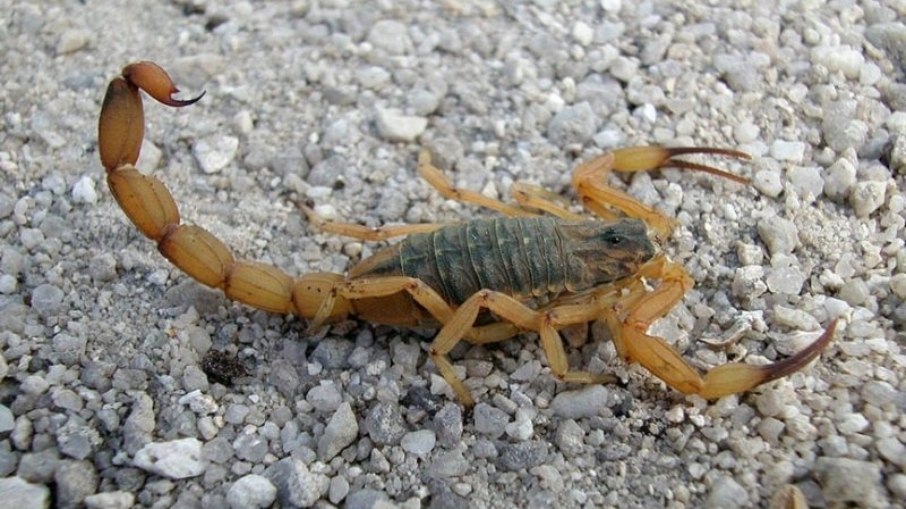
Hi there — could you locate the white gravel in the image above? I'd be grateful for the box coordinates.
[1,0,904,508]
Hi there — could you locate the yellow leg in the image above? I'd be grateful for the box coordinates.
[510,182,583,220]
[340,276,455,324]
[417,150,536,218]
[428,289,617,406]
[300,202,444,241]
[572,147,751,238]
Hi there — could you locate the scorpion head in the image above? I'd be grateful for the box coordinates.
[562,219,657,290]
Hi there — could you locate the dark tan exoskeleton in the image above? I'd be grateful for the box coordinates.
[98,61,836,406]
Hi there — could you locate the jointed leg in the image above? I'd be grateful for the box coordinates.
[300,202,444,241]
[417,150,536,218]
[427,289,617,406]
[510,182,583,220]
[572,147,751,238]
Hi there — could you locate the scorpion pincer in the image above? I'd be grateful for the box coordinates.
[98,61,836,406]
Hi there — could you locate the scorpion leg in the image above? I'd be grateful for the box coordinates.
[572,147,750,238]
[300,202,444,241]
[429,290,618,406]
[417,150,536,217]
[509,182,583,220]
[421,149,587,220]
[607,257,836,399]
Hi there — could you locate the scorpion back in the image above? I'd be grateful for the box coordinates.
[350,216,656,306]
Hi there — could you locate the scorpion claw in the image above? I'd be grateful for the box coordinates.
[660,147,751,184]
[699,319,838,399]
[122,61,206,108]
[611,146,751,184]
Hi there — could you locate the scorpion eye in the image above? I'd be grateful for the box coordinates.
[602,232,624,247]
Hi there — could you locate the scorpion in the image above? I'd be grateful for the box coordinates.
[98,61,836,407]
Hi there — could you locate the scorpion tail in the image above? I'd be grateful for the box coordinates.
[98,61,352,322]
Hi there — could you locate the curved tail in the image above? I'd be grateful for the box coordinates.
[98,61,349,321]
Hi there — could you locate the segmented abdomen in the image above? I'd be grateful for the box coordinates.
[399,217,570,305]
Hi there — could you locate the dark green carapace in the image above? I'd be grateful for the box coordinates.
[350,217,656,305]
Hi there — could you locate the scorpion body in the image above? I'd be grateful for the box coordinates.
[97,61,837,406]
[351,216,654,306]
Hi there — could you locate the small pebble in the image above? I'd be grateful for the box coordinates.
[548,102,597,146]
[757,216,799,255]
[52,389,84,412]
[823,100,868,152]
[0,476,51,509]
[838,279,870,306]
[814,457,885,508]
[233,433,268,463]
[88,253,117,282]
[21,375,50,396]
[307,383,343,413]
[193,135,239,174]
[505,408,535,441]
[71,176,98,204]
[876,437,906,467]
[84,491,135,509]
[787,166,824,199]
[0,274,15,294]
[203,436,234,464]
[550,386,610,419]
[133,438,205,479]
[705,476,749,509]
[849,181,886,217]
[0,405,13,433]
[837,413,869,434]
[264,458,329,508]
[375,109,427,142]
[496,441,548,471]
[757,417,785,444]
[226,474,277,509]
[401,430,436,456]
[889,474,906,500]
[318,402,358,461]
[766,267,806,295]
[19,228,45,251]
[812,45,864,79]
[510,360,542,382]
[732,266,767,299]
[53,333,87,366]
[57,29,91,54]
[55,460,98,509]
[355,66,391,90]
[181,365,209,392]
[30,283,65,315]
[753,170,783,197]
[572,21,594,46]
[824,157,857,199]
[363,402,406,446]
[554,419,585,456]
[367,20,412,55]
[433,403,463,448]
[224,404,251,425]
[473,403,509,439]
[770,140,806,162]
[329,476,350,504]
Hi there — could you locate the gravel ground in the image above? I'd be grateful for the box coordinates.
[1,0,905,508]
